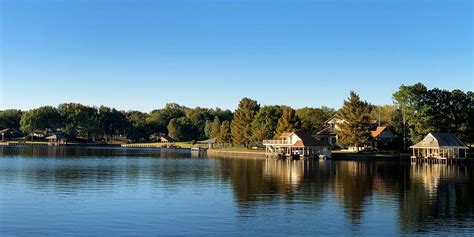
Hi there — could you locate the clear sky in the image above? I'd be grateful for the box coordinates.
[1,0,472,112]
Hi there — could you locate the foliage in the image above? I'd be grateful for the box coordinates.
[186,107,213,140]
[251,105,283,143]
[124,110,150,142]
[0,109,23,130]
[231,98,260,147]
[20,106,62,134]
[217,120,232,143]
[336,91,372,150]
[147,103,186,135]
[98,106,128,140]
[58,103,101,139]
[167,117,198,141]
[370,105,397,126]
[209,117,221,139]
[393,83,473,145]
[296,107,335,135]
[275,107,301,138]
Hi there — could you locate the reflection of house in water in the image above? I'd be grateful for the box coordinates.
[399,164,473,234]
[262,159,305,189]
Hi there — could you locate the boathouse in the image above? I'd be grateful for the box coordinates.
[45,134,66,146]
[263,132,331,159]
[371,126,398,149]
[198,137,217,149]
[410,133,468,162]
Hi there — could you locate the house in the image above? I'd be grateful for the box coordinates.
[0,128,21,141]
[160,135,177,143]
[410,133,468,162]
[45,134,67,146]
[316,116,344,148]
[263,132,331,159]
[371,126,398,149]
[32,130,47,138]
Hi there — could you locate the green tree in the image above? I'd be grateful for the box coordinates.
[231,98,260,147]
[58,103,101,140]
[296,107,335,135]
[167,117,197,141]
[251,105,283,143]
[20,106,62,138]
[209,116,221,138]
[125,110,151,142]
[217,120,232,143]
[393,83,430,145]
[147,103,186,134]
[186,107,213,139]
[0,109,23,130]
[370,105,397,126]
[336,91,372,151]
[275,107,301,138]
[98,106,127,141]
[209,108,233,122]
[203,120,212,138]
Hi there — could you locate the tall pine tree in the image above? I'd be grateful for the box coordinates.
[217,120,232,143]
[231,98,260,147]
[274,107,301,138]
[336,91,372,151]
[209,116,221,138]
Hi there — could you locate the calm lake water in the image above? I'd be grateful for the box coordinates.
[1,146,473,236]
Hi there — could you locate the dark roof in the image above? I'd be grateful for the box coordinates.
[316,126,336,136]
[0,128,12,133]
[411,133,468,149]
[198,137,217,144]
[371,126,398,138]
[160,135,177,142]
[293,132,330,147]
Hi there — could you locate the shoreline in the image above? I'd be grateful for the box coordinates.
[2,144,472,162]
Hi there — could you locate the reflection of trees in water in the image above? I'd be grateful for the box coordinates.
[0,146,189,158]
[2,146,474,234]
[223,159,334,209]
[398,164,474,234]
[333,161,375,222]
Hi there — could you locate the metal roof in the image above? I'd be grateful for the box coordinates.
[410,133,468,149]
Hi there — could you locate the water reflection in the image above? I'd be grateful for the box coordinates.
[0,146,473,235]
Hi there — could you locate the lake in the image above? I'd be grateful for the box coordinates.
[1,146,473,236]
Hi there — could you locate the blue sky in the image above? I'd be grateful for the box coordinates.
[1,0,472,112]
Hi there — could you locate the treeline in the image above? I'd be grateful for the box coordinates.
[0,101,334,145]
[334,83,473,149]
[392,83,473,146]
[0,83,472,148]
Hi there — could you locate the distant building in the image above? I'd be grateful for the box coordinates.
[410,133,468,161]
[45,134,67,146]
[371,126,398,149]
[160,135,177,143]
[263,132,331,159]
[316,116,344,148]
[198,137,217,149]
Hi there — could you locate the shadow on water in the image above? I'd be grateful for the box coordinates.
[0,146,473,235]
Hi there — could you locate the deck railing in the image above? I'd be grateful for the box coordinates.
[262,140,292,145]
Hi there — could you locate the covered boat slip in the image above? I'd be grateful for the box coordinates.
[263,132,331,160]
[410,133,469,164]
